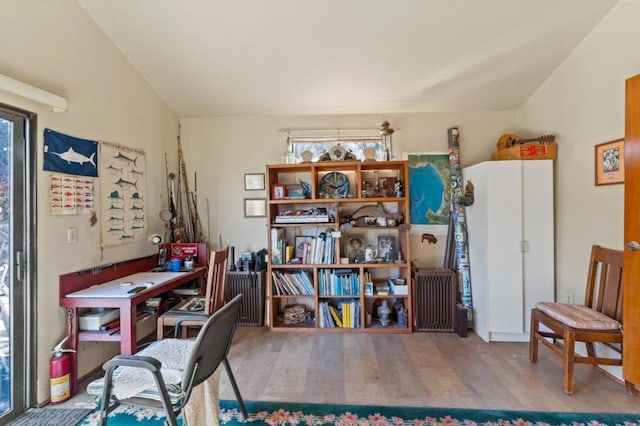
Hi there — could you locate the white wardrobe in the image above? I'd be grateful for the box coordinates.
[463,160,555,342]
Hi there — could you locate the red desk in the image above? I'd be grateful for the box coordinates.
[59,255,206,393]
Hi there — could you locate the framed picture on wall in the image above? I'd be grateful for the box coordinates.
[243,198,266,217]
[244,173,265,191]
[595,138,625,186]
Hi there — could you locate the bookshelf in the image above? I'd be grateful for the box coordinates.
[266,160,412,333]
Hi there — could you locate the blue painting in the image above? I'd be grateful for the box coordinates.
[405,153,450,225]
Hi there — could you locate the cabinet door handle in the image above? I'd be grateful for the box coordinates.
[626,241,640,251]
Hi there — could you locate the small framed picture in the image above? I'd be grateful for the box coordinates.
[244,198,266,218]
[378,235,397,262]
[272,183,286,200]
[364,282,374,296]
[595,138,625,186]
[346,236,364,263]
[244,173,265,191]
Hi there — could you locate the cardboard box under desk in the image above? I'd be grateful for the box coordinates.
[491,142,557,160]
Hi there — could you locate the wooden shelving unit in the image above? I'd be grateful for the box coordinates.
[266,160,411,333]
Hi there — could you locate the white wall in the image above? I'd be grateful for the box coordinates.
[518,0,640,303]
[180,111,516,266]
[0,0,178,403]
[517,1,640,380]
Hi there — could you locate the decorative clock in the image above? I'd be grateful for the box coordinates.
[328,145,347,161]
[319,172,350,198]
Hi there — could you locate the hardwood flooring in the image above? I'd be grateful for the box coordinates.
[219,327,639,413]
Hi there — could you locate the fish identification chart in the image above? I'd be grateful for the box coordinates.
[100,141,147,247]
[49,174,95,215]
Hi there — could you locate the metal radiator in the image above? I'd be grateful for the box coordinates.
[226,270,265,326]
[412,268,457,332]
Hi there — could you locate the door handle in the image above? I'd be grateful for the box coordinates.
[626,241,640,251]
[15,250,23,281]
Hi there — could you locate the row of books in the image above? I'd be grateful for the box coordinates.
[271,228,342,265]
[271,270,314,296]
[318,300,361,328]
[297,233,340,265]
[318,269,360,296]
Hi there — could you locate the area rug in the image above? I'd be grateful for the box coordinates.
[10,407,92,426]
[79,399,640,425]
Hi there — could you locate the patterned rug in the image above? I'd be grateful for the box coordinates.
[79,399,640,425]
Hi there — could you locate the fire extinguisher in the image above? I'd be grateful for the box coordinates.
[50,336,75,404]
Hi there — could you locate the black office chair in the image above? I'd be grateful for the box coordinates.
[91,294,247,426]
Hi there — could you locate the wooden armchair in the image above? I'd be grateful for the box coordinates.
[157,246,229,340]
[529,245,628,394]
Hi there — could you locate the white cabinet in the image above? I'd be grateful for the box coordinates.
[463,160,555,342]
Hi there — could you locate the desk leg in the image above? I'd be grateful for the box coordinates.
[120,306,137,355]
[67,308,79,395]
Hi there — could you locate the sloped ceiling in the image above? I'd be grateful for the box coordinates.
[78,0,618,117]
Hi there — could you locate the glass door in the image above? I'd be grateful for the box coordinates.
[0,104,35,420]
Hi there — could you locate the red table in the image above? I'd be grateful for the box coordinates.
[59,255,206,393]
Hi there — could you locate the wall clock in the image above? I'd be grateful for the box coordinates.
[319,172,350,198]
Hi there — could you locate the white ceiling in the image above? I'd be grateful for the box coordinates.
[78,0,618,117]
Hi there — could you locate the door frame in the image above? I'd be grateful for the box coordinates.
[0,103,37,421]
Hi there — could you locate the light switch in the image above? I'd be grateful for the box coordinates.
[67,227,78,244]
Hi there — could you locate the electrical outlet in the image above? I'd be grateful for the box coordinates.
[67,227,78,244]
[565,291,574,304]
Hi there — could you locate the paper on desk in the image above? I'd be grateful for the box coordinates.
[66,271,186,298]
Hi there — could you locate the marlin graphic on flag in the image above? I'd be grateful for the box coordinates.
[44,128,99,177]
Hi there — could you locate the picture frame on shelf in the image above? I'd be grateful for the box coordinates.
[595,138,624,186]
[272,183,286,200]
[364,282,374,296]
[243,198,266,218]
[244,173,265,191]
[378,235,397,262]
[346,236,364,263]
[295,236,314,260]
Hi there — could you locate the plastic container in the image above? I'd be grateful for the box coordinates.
[170,259,181,272]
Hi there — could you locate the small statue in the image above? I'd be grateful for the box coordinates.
[464,180,475,206]
[394,180,404,197]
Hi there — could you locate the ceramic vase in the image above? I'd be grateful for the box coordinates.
[377,300,391,327]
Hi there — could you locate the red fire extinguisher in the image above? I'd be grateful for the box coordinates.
[50,337,75,404]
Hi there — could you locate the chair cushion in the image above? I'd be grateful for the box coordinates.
[535,302,621,330]
[87,378,184,405]
[87,339,194,402]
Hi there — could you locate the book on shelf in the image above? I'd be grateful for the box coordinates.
[271,228,285,264]
[328,305,343,327]
[285,246,294,263]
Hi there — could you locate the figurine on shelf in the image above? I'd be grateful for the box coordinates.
[377,300,391,327]
[394,180,404,197]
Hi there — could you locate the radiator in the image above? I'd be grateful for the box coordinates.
[226,270,265,326]
[412,268,457,332]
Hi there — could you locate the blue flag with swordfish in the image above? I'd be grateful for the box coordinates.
[43,128,99,177]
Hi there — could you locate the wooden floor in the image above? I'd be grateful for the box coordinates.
[218,327,639,413]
